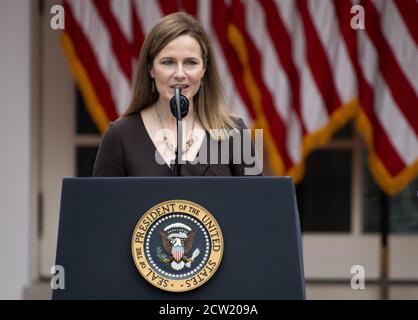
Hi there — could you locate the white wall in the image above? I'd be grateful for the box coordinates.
[0,0,32,299]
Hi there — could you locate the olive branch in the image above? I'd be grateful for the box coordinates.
[156,246,170,264]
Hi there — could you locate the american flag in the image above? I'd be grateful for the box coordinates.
[62,0,418,195]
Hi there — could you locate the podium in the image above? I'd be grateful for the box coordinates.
[52,177,305,299]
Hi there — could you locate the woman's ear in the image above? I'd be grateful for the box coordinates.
[149,65,155,78]
[200,68,205,83]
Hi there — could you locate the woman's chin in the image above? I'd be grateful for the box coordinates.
[184,90,200,101]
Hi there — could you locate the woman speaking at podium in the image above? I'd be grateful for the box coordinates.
[93,12,261,177]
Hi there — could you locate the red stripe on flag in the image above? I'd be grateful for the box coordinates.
[259,0,306,135]
[131,1,145,60]
[230,0,293,170]
[158,0,179,15]
[64,2,118,121]
[211,0,255,119]
[297,0,342,115]
[394,0,418,46]
[183,0,198,16]
[334,0,406,176]
[363,0,418,134]
[359,80,406,176]
[92,0,133,81]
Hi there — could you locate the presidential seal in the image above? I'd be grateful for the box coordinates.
[131,200,224,292]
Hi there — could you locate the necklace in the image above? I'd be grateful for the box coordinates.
[156,102,196,153]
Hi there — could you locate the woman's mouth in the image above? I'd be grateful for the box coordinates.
[170,85,189,92]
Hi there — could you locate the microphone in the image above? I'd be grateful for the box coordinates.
[170,87,189,119]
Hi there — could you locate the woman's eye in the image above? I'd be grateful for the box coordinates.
[162,60,173,65]
[186,60,197,65]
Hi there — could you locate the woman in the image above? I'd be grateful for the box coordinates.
[93,12,261,177]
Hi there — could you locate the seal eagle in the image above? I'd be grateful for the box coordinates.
[159,229,196,270]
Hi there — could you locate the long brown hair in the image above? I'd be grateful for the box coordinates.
[122,12,237,139]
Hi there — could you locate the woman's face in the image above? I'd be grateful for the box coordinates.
[150,35,205,104]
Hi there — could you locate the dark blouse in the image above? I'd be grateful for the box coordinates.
[93,112,261,177]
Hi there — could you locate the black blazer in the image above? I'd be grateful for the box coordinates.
[93,112,261,177]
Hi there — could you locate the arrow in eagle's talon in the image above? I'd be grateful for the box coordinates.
[185,248,201,268]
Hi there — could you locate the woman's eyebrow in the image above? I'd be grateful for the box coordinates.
[159,56,200,61]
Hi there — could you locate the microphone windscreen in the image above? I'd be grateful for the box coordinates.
[170,90,189,119]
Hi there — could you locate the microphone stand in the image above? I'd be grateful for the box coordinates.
[170,87,189,176]
[173,88,182,176]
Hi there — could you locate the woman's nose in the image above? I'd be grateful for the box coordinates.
[174,64,186,79]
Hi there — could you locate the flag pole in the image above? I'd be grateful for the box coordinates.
[380,192,389,300]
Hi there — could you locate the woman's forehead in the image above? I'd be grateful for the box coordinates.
[156,35,202,58]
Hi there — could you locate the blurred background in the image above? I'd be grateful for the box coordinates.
[0,0,417,299]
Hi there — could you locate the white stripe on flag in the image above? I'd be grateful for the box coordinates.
[132,0,163,35]
[276,0,329,134]
[308,0,357,103]
[244,0,291,123]
[375,73,418,166]
[286,111,303,164]
[70,0,132,114]
[110,0,133,43]
[373,0,418,95]
[359,29,418,165]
